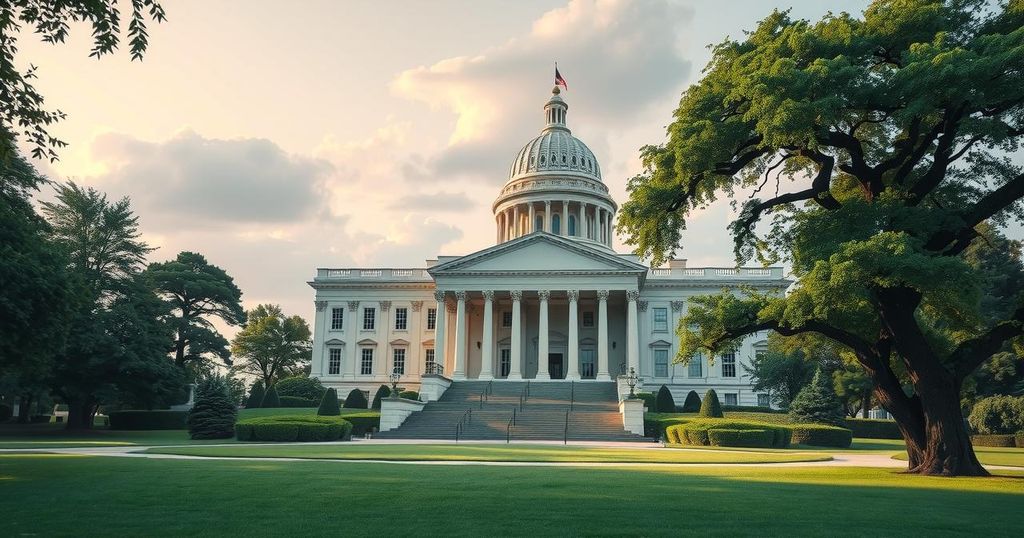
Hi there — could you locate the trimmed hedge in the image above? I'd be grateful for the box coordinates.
[317,388,340,416]
[722,405,781,414]
[668,419,791,448]
[342,412,381,436]
[655,385,676,413]
[644,414,689,439]
[235,415,353,442]
[371,385,391,409]
[845,418,902,439]
[344,389,368,409]
[789,424,853,448]
[279,396,318,408]
[634,392,656,411]
[700,389,724,418]
[681,390,701,412]
[971,434,1017,447]
[708,428,774,448]
[109,410,188,430]
[398,391,420,401]
[1019,433,1024,448]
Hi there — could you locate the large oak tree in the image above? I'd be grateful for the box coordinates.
[618,1,1024,475]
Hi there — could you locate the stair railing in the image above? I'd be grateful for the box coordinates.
[563,409,569,445]
[454,408,472,443]
[486,380,493,396]
[506,410,516,444]
[570,380,575,412]
[479,390,487,409]
[526,380,531,399]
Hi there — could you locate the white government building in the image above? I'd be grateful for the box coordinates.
[308,86,789,408]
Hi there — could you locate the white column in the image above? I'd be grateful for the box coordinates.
[597,290,610,380]
[626,290,640,374]
[528,203,536,233]
[597,209,604,244]
[505,208,513,241]
[311,301,327,377]
[509,290,523,380]
[566,290,580,380]
[544,201,552,233]
[578,202,586,238]
[432,291,446,376]
[453,291,467,380]
[536,290,550,380]
[345,301,360,378]
[670,301,684,382]
[561,201,569,236]
[513,205,520,239]
[379,301,392,378]
[410,301,423,378]
[496,213,503,243]
[479,291,494,380]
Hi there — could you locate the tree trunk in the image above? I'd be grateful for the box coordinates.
[17,394,33,424]
[860,388,871,418]
[65,397,94,430]
[910,375,987,476]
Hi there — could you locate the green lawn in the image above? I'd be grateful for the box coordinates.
[145,443,830,464]
[893,445,1024,468]
[1,454,1021,536]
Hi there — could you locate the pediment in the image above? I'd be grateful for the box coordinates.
[390,338,410,346]
[324,338,346,346]
[357,338,377,346]
[429,233,647,275]
[648,339,673,348]
[421,338,435,346]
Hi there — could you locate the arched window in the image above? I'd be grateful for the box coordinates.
[572,156,577,166]
[535,215,543,232]
[540,155,545,164]
[552,214,561,234]
[568,215,577,236]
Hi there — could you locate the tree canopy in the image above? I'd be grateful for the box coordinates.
[618,1,1024,475]
[231,304,311,388]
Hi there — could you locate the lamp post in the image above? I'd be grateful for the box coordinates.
[626,367,639,399]
[389,370,401,399]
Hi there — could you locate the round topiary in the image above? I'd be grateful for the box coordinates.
[318,388,341,416]
[343,388,368,409]
[682,390,702,412]
[187,375,238,439]
[275,376,327,401]
[656,385,676,413]
[700,389,724,418]
[245,382,265,408]
[371,385,391,409]
[261,384,281,408]
[788,367,845,426]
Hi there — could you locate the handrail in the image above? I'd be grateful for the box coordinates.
[506,411,516,444]
[486,380,493,395]
[563,409,569,445]
[455,408,472,443]
[570,380,575,412]
[526,380,530,399]
[479,390,487,409]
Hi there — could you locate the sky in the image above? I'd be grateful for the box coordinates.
[17,0,875,335]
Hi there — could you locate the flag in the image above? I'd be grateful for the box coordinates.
[555,66,568,91]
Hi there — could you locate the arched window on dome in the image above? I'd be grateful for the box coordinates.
[568,215,577,236]
[540,155,545,165]
[535,215,543,232]
[552,214,561,234]
[561,155,567,164]
[572,156,577,166]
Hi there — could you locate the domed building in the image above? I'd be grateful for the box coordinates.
[308,86,789,437]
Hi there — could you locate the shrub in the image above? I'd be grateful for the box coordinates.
[655,385,676,413]
[644,414,689,439]
[109,410,188,430]
[318,388,340,416]
[31,414,52,424]
[274,376,327,401]
[235,415,352,442]
[669,419,791,448]
[971,434,1017,447]
[845,418,902,439]
[0,403,12,422]
[245,382,265,409]
[708,428,774,448]
[681,390,701,412]
[278,396,318,408]
[261,385,281,408]
[398,390,420,401]
[725,411,793,425]
[634,392,656,411]
[789,424,853,448]
[342,412,381,436]
[187,375,237,440]
[967,395,1024,435]
[722,405,780,413]
[371,385,391,409]
[788,368,846,427]
[343,389,368,409]
[699,389,723,418]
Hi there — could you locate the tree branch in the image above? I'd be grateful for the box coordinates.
[952,305,1024,379]
[925,171,1024,254]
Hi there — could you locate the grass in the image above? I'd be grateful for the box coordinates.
[893,445,1024,468]
[144,443,831,464]
[0,454,1021,536]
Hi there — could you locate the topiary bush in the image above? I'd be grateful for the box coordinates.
[845,418,902,439]
[235,415,352,442]
[245,382,265,409]
[109,410,188,430]
[274,376,327,401]
[970,434,1017,447]
[343,389,368,409]
[371,385,391,409]
[261,385,281,408]
[655,385,676,413]
[788,424,853,448]
[278,396,318,408]
[967,395,1024,434]
[398,390,420,401]
[788,367,846,426]
[318,388,340,416]
[634,392,656,410]
[644,415,689,439]
[681,390,701,412]
[708,428,774,448]
[668,419,791,448]
[699,389,723,418]
[187,375,237,440]
[342,412,381,436]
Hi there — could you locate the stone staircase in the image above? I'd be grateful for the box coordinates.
[375,381,650,442]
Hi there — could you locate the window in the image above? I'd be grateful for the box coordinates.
[500,348,511,377]
[581,349,596,378]
[330,307,344,330]
[362,307,375,330]
[425,348,435,367]
[552,214,561,234]
[688,353,703,378]
[427,308,437,330]
[502,311,513,328]
[394,307,407,330]
[568,215,576,236]
[581,311,594,328]
[360,348,374,375]
[654,349,669,377]
[721,351,736,378]
[535,215,543,232]
[653,307,668,332]
[757,394,770,407]
[328,348,342,375]
[392,348,406,375]
[724,393,738,406]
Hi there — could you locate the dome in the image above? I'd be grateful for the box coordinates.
[506,88,602,184]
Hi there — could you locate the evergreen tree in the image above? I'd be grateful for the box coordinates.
[682,390,702,413]
[317,388,340,416]
[371,385,391,409]
[700,389,723,418]
[187,375,237,440]
[260,384,280,408]
[789,368,846,427]
[655,385,676,413]
[246,382,265,408]
[343,388,368,409]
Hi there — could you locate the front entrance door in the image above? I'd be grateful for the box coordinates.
[548,353,564,380]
